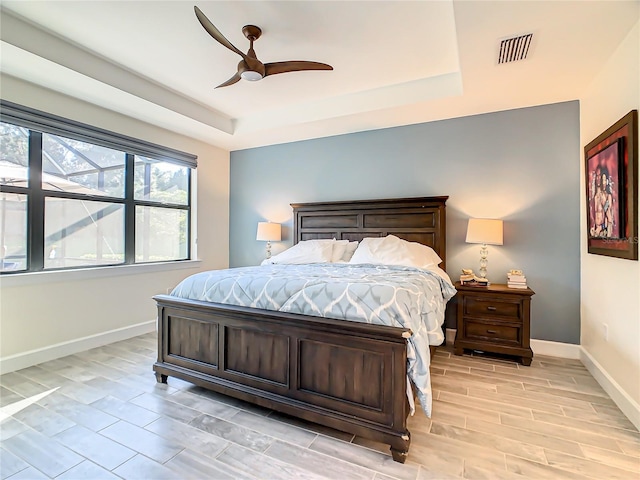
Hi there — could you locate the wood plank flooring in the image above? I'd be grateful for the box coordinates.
[1,333,638,479]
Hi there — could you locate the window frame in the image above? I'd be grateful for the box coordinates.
[0,100,196,274]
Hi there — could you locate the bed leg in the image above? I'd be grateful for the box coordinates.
[155,372,168,384]
[390,431,410,463]
[390,447,408,464]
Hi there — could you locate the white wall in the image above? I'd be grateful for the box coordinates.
[580,20,640,426]
[0,75,230,370]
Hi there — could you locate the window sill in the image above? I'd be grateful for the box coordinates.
[0,260,203,288]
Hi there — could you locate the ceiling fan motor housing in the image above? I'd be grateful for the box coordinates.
[238,60,265,81]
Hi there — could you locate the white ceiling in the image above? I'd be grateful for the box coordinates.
[1,1,638,151]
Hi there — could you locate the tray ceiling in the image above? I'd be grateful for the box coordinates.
[1,1,638,150]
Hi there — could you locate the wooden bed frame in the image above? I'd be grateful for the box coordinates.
[153,196,448,462]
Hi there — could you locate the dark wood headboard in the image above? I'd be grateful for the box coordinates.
[291,196,448,270]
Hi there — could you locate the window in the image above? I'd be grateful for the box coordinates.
[134,156,190,262]
[0,193,27,271]
[0,101,196,273]
[44,198,126,269]
[42,133,126,197]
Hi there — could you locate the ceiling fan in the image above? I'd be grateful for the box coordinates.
[194,6,333,88]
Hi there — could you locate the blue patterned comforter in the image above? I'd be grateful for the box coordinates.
[171,263,456,416]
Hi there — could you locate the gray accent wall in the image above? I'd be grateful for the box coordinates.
[230,101,580,344]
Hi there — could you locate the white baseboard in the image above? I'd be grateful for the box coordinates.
[530,339,581,359]
[580,348,640,431]
[0,320,156,375]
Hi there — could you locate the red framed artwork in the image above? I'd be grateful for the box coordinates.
[584,110,638,260]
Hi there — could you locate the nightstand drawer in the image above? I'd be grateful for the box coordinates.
[464,297,520,320]
[464,320,520,345]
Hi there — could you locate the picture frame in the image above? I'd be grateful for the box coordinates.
[584,110,638,260]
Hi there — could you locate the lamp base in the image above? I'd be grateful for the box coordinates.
[265,241,272,259]
[479,243,488,278]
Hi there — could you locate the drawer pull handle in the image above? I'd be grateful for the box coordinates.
[486,329,497,334]
[487,306,497,311]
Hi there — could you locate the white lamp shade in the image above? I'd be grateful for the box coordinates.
[256,222,281,242]
[466,218,504,245]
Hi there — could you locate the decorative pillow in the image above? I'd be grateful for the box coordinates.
[263,239,335,265]
[349,235,441,268]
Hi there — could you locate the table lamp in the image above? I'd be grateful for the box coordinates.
[465,218,503,278]
[256,222,281,259]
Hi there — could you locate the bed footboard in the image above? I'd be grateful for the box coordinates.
[153,294,412,461]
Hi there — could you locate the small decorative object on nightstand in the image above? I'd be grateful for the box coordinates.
[459,268,490,286]
[454,282,535,365]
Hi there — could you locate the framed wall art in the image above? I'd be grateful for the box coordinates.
[584,110,638,260]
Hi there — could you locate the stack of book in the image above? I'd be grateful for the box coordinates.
[507,271,528,289]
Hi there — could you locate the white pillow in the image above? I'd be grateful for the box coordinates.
[263,239,335,265]
[331,240,350,262]
[348,237,387,264]
[278,238,347,263]
[341,241,359,262]
[349,235,441,268]
[268,238,349,263]
[401,237,442,267]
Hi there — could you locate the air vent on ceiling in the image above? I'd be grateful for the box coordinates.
[497,33,533,64]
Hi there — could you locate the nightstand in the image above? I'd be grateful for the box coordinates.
[454,282,535,365]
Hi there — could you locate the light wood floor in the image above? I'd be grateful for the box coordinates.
[1,333,638,479]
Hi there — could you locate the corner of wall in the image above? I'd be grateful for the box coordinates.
[581,347,640,430]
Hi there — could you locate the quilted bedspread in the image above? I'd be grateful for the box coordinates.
[170,263,456,416]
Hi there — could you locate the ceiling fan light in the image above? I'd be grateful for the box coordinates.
[240,70,263,81]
